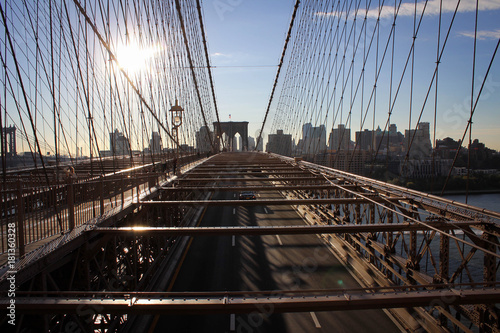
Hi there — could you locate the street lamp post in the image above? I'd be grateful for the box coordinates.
[169,99,184,174]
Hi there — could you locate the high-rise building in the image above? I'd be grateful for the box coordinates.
[302,123,312,141]
[328,150,371,175]
[110,129,130,155]
[267,130,292,156]
[149,132,162,154]
[328,124,351,151]
[355,129,375,151]
[388,123,397,135]
[196,126,212,153]
[256,135,264,151]
[247,136,256,151]
[374,124,404,153]
[404,122,432,159]
[300,123,326,154]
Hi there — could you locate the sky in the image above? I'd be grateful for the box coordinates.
[4,0,499,158]
[201,0,500,150]
[202,0,295,140]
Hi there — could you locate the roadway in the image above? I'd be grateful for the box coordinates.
[151,174,402,332]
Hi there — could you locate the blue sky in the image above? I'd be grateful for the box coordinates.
[202,0,500,150]
[202,0,294,139]
[4,0,498,157]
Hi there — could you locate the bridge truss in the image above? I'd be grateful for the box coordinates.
[0,0,499,331]
[1,152,498,332]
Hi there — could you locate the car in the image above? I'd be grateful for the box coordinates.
[239,191,256,200]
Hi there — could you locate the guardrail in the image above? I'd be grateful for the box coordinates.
[0,154,203,256]
[271,153,500,222]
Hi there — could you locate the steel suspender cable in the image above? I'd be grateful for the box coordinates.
[71,0,179,146]
[195,0,224,151]
[174,0,214,151]
[256,0,301,150]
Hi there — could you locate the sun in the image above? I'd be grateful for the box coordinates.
[115,41,160,74]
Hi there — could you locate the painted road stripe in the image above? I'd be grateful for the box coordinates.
[233,208,236,214]
[276,235,283,246]
[264,207,268,214]
[148,195,211,333]
[230,314,236,331]
[232,235,235,247]
[310,312,321,328]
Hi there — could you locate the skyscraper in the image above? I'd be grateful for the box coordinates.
[404,122,432,159]
[267,130,292,156]
[328,124,351,151]
[110,129,130,155]
[196,126,212,153]
[149,132,162,154]
[300,123,326,154]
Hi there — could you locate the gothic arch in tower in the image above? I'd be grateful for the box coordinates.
[213,121,249,152]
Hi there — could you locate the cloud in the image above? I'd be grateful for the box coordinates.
[316,0,500,20]
[458,29,500,40]
[211,52,232,58]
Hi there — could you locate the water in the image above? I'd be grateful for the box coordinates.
[386,193,500,284]
[437,193,500,284]
[443,193,500,214]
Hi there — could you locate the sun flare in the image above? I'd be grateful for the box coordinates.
[115,42,160,74]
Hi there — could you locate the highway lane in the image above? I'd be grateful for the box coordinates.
[152,178,402,332]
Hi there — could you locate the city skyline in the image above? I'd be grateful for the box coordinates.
[1,0,499,160]
[267,121,496,154]
[202,0,500,150]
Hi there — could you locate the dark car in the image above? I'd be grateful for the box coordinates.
[239,191,256,200]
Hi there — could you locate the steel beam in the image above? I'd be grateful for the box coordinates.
[188,167,298,172]
[90,222,484,236]
[175,177,325,182]
[3,288,499,315]
[195,163,286,167]
[136,197,407,207]
[185,171,311,176]
[159,184,358,192]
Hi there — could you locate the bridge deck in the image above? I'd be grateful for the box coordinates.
[150,152,402,332]
[1,152,498,332]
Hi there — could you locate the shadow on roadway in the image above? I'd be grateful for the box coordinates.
[152,198,287,332]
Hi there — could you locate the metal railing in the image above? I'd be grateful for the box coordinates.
[0,154,203,256]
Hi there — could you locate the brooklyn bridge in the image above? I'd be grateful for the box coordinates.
[0,0,499,332]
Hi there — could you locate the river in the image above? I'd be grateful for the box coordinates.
[443,193,500,213]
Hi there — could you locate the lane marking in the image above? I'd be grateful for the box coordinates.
[275,235,283,246]
[310,312,321,328]
[233,208,236,214]
[148,196,211,333]
[232,235,235,247]
[230,314,236,331]
[264,207,268,214]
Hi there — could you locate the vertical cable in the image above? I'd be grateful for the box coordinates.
[466,0,479,204]
[257,0,301,149]
[431,0,442,193]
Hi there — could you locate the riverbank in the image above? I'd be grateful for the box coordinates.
[431,189,500,196]
[440,192,500,213]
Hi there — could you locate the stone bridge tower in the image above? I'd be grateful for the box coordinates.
[213,121,249,151]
